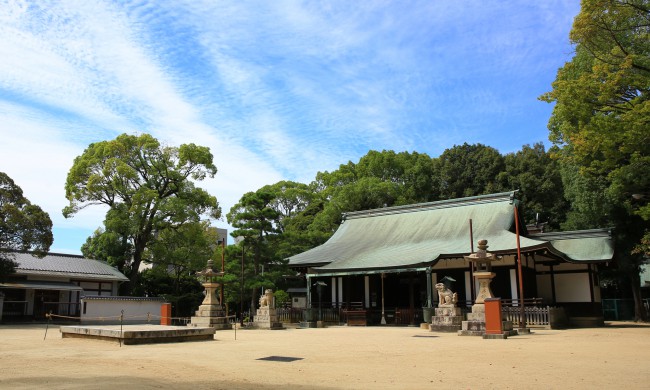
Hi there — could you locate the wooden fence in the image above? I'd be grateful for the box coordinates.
[502,306,550,327]
[266,298,557,328]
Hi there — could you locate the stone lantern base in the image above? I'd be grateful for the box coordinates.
[188,282,232,330]
[458,304,516,336]
[189,304,232,330]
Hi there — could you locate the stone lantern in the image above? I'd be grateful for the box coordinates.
[467,239,497,308]
[459,239,508,336]
[189,259,232,330]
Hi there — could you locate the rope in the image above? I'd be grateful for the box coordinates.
[44,313,191,321]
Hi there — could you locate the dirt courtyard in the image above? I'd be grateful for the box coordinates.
[1,322,649,389]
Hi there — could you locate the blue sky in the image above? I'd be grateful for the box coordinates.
[0,1,579,254]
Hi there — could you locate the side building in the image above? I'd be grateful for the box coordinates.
[0,252,128,322]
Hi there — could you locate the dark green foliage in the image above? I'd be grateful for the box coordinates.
[273,289,290,308]
[541,0,650,320]
[438,143,505,198]
[227,190,286,310]
[63,133,221,293]
[145,221,218,295]
[500,143,568,229]
[81,228,133,276]
[136,266,204,319]
[0,172,53,281]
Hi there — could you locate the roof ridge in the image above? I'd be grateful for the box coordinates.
[529,228,612,240]
[12,250,87,260]
[344,191,516,220]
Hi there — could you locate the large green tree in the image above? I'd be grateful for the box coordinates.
[81,227,133,276]
[227,190,283,309]
[438,143,506,199]
[310,150,439,236]
[541,0,649,319]
[355,150,439,204]
[257,181,329,260]
[499,143,569,230]
[144,221,218,295]
[64,133,221,293]
[0,172,53,281]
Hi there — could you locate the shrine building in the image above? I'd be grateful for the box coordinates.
[287,191,613,327]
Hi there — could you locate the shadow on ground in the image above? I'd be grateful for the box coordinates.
[603,321,650,329]
[0,376,339,390]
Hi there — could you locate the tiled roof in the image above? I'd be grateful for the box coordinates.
[288,192,614,272]
[12,252,129,282]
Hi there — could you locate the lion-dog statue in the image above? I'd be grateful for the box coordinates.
[258,289,274,307]
[435,283,458,307]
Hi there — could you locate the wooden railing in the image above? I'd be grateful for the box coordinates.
[499,298,545,307]
[2,300,28,318]
[502,306,550,327]
[276,307,304,323]
[276,299,551,326]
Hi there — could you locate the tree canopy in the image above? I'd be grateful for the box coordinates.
[438,143,505,199]
[500,143,568,229]
[227,190,285,309]
[541,0,649,221]
[0,172,53,280]
[541,0,650,320]
[64,133,221,292]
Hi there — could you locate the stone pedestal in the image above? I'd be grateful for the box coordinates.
[459,271,493,336]
[430,307,463,332]
[189,305,232,330]
[253,306,284,329]
[252,289,284,329]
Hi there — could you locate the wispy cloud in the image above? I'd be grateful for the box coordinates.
[0,0,580,252]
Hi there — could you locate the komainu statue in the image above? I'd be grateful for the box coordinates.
[435,283,458,307]
[259,289,274,307]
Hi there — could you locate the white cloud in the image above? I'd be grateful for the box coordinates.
[0,102,108,231]
[0,0,581,251]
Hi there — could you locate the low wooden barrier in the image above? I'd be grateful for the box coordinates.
[343,309,367,326]
[502,306,550,327]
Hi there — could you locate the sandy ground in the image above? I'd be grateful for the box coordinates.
[1,322,649,390]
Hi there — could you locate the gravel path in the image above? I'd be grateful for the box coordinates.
[1,322,649,389]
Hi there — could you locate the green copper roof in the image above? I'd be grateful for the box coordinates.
[530,229,614,262]
[287,192,614,273]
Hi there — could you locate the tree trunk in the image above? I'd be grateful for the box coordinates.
[128,237,147,295]
[250,287,256,318]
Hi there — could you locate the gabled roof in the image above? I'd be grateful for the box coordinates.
[529,229,614,262]
[287,192,614,273]
[11,252,129,282]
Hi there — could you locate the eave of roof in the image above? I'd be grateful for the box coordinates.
[533,229,614,263]
[0,281,83,291]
